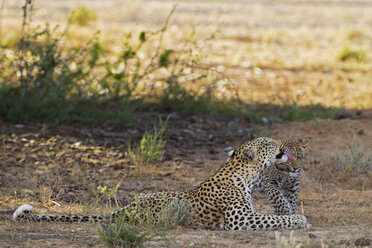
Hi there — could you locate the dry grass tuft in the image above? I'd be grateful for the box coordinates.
[338,46,367,63]
[68,5,98,26]
[311,139,372,190]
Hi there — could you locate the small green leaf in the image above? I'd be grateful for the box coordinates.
[159,49,174,67]
[122,47,136,60]
[139,31,146,42]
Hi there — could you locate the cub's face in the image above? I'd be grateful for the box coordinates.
[275,137,311,172]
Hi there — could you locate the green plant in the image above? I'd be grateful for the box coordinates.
[147,197,192,229]
[95,5,238,119]
[98,183,121,209]
[0,1,112,123]
[100,6,178,99]
[0,0,138,124]
[68,5,98,26]
[96,184,152,248]
[338,46,367,62]
[125,195,191,229]
[97,217,151,248]
[126,115,169,164]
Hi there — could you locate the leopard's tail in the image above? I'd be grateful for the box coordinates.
[13,204,124,223]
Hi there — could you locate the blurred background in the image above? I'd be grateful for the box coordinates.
[1,0,371,123]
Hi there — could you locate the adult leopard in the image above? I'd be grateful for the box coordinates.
[13,137,310,230]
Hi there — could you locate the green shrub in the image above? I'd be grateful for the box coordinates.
[155,197,192,229]
[126,115,169,164]
[68,5,98,26]
[338,46,367,62]
[0,27,120,123]
[97,217,151,248]
[128,195,192,229]
[96,185,152,248]
[0,1,137,123]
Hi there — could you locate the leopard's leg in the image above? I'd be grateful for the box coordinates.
[224,205,309,230]
[282,175,301,213]
[222,187,310,230]
[244,181,256,213]
[264,183,294,215]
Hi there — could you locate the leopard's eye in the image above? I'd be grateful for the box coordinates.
[276,152,284,159]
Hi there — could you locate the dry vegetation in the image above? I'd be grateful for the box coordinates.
[0,0,371,247]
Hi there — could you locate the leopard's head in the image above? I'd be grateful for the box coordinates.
[226,137,310,172]
[227,137,289,171]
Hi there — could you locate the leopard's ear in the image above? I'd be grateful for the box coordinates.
[226,149,236,163]
[298,137,311,150]
[243,149,255,160]
[228,149,235,158]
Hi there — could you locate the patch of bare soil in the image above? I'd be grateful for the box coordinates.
[0,112,371,247]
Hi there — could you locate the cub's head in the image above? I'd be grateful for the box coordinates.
[275,137,311,172]
[227,137,289,170]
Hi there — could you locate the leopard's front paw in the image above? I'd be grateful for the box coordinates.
[292,214,311,229]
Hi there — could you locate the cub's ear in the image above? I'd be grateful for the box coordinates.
[298,137,311,149]
[243,149,255,160]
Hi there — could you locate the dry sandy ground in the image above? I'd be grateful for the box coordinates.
[0,111,371,247]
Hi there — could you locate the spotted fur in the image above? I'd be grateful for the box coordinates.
[227,137,311,215]
[13,137,310,230]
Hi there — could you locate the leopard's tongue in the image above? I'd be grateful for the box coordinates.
[284,150,293,163]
